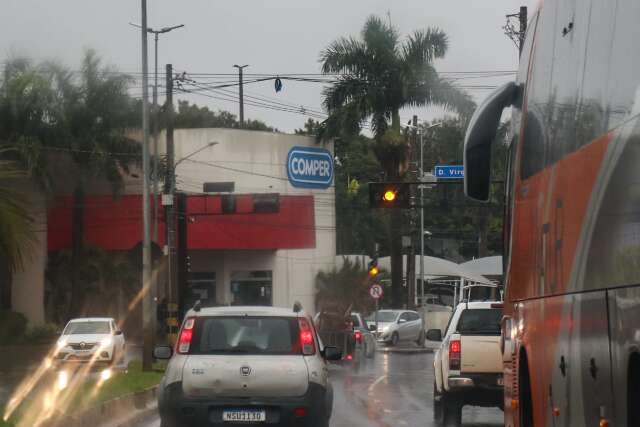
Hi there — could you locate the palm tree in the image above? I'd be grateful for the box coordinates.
[315,257,374,319]
[320,16,475,306]
[48,50,141,314]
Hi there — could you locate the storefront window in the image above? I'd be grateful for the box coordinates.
[231,271,273,306]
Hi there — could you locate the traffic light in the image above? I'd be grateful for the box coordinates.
[368,256,379,277]
[368,182,412,208]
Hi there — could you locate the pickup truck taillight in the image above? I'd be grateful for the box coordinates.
[354,330,363,344]
[449,339,461,370]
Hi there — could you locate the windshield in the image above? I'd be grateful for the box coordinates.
[63,321,110,335]
[369,311,399,323]
[457,309,502,336]
[190,317,299,355]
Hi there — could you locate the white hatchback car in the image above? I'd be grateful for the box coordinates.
[153,303,342,427]
[55,317,126,366]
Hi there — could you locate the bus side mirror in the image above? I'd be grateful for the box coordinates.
[464,81,521,202]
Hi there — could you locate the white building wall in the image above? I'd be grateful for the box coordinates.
[167,129,336,314]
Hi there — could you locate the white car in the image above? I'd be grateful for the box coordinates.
[429,301,504,426]
[153,303,342,427]
[55,317,126,366]
[369,310,425,346]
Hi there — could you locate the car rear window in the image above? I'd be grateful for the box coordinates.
[190,317,300,355]
[456,309,502,336]
[350,315,362,328]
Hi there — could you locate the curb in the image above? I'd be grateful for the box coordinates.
[42,385,158,427]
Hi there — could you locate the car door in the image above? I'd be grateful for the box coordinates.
[408,312,421,340]
[397,312,411,340]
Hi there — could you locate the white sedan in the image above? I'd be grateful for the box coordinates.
[55,317,126,367]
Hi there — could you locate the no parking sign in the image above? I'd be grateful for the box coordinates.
[369,284,383,300]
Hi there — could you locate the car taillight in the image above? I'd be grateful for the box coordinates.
[298,318,316,355]
[449,339,461,371]
[354,330,363,344]
[177,318,195,354]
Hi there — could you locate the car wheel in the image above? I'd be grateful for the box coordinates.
[443,398,462,427]
[416,330,426,347]
[390,332,399,347]
[433,383,444,423]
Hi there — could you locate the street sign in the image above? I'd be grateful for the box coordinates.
[434,165,464,180]
[287,146,334,189]
[369,284,384,299]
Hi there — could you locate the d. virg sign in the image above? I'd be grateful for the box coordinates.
[287,146,334,189]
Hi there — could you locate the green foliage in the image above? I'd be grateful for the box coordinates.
[0,310,28,344]
[319,15,475,140]
[23,322,59,343]
[315,257,375,315]
[173,100,276,132]
[294,118,322,136]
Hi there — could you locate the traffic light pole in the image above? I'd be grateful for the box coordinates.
[419,131,425,307]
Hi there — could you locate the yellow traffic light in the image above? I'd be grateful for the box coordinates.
[368,266,379,277]
[383,190,396,202]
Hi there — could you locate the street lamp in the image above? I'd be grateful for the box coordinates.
[418,122,442,306]
[130,21,184,241]
[172,142,218,192]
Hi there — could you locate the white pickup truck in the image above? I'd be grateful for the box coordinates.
[427,301,504,426]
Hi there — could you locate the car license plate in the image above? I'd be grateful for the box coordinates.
[222,409,266,422]
[497,377,504,386]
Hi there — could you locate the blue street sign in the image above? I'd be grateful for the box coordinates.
[287,146,334,189]
[434,165,464,180]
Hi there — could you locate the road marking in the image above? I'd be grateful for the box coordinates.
[368,375,387,394]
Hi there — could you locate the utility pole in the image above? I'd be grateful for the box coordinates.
[128,22,183,242]
[163,63,178,344]
[518,6,527,55]
[233,64,249,127]
[140,0,153,372]
[504,6,528,54]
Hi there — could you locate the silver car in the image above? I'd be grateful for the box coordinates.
[369,310,425,347]
[154,303,341,427]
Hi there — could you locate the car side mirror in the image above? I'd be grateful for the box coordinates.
[398,318,407,324]
[323,346,342,361]
[114,330,123,336]
[153,344,173,360]
[464,81,521,201]
[368,324,377,332]
[426,329,443,342]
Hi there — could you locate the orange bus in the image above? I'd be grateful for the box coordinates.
[464,1,640,426]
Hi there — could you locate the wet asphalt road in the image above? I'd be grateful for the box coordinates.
[135,351,503,427]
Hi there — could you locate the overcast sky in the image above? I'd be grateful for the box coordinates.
[1,0,537,133]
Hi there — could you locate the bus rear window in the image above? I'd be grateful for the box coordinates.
[457,309,502,336]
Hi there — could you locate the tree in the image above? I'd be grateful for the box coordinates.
[294,118,322,136]
[47,50,141,315]
[320,16,475,306]
[314,258,374,317]
[173,100,277,132]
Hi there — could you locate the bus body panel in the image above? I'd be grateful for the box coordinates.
[502,0,640,425]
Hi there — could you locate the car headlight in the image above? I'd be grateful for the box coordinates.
[101,337,113,348]
[56,339,67,350]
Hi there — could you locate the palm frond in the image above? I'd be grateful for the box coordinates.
[0,183,34,273]
[320,36,368,75]
[401,28,448,69]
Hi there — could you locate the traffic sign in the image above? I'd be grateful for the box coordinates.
[434,165,464,180]
[369,284,384,299]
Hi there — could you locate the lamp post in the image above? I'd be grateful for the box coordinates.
[130,22,184,241]
[419,122,442,306]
